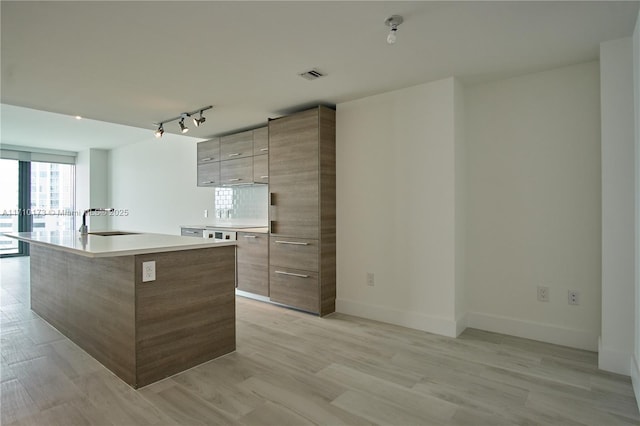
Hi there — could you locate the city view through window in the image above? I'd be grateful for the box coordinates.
[0,159,75,255]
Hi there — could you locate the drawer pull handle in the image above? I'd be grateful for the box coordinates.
[228,178,242,182]
[228,153,241,157]
[260,175,269,179]
[243,235,257,238]
[275,270,309,278]
[200,157,215,162]
[275,240,309,246]
[260,148,269,152]
[202,181,216,184]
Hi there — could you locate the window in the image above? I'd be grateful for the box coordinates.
[0,159,75,257]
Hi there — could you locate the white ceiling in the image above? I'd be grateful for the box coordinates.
[1,1,638,152]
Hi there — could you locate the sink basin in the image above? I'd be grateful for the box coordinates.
[87,231,139,236]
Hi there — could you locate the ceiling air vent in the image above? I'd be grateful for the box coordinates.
[298,69,325,81]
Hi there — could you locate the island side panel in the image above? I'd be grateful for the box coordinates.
[135,246,236,388]
[30,245,137,385]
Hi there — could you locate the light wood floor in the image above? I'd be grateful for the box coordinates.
[1,256,639,426]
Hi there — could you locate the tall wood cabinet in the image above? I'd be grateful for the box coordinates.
[268,106,336,316]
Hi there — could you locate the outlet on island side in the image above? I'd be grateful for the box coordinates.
[142,261,156,282]
[204,209,208,218]
[366,272,375,287]
[537,286,549,302]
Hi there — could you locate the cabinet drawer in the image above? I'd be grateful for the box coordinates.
[220,157,252,185]
[221,130,253,160]
[197,162,220,186]
[197,138,220,163]
[269,266,319,314]
[253,127,269,155]
[253,154,268,184]
[237,232,268,266]
[269,237,318,272]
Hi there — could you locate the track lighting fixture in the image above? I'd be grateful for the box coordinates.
[193,110,206,127]
[179,116,189,133]
[154,123,164,138]
[384,15,403,44]
[152,105,212,138]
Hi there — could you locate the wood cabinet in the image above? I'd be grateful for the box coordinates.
[198,128,270,187]
[197,138,220,163]
[221,130,253,161]
[253,127,269,155]
[197,138,221,187]
[197,162,220,187]
[236,232,269,296]
[268,106,335,316]
[220,157,253,185]
[253,154,268,184]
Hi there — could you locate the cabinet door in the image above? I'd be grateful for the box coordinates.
[236,232,268,296]
[253,127,269,155]
[197,162,220,187]
[197,138,220,163]
[221,130,253,160]
[268,108,319,238]
[220,157,252,185]
[253,154,268,184]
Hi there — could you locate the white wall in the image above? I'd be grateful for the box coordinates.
[465,62,602,351]
[108,137,215,235]
[632,8,640,406]
[600,38,636,374]
[75,148,109,230]
[336,77,463,337]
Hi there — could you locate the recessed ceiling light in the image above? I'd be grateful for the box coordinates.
[75,115,82,120]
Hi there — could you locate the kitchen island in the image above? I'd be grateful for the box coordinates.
[5,231,237,388]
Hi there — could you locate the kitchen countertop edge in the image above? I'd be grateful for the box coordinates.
[4,231,237,258]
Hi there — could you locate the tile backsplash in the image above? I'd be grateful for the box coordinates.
[214,185,268,223]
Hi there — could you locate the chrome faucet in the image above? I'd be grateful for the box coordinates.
[79,208,114,234]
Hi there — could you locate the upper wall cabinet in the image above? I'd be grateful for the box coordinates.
[253,127,269,155]
[221,130,253,161]
[198,127,269,187]
[197,138,220,187]
[197,138,220,163]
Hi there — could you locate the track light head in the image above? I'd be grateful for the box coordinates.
[154,123,164,138]
[179,117,189,134]
[193,110,206,127]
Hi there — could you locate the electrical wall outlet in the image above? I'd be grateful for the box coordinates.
[568,290,579,305]
[366,272,375,287]
[204,209,208,218]
[142,261,156,282]
[537,286,549,302]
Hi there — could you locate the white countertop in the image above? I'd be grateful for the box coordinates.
[4,231,236,258]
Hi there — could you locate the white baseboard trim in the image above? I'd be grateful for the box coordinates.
[631,355,640,412]
[336,298,459,338]
[598,337,632,376]
[466,311,598,351]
